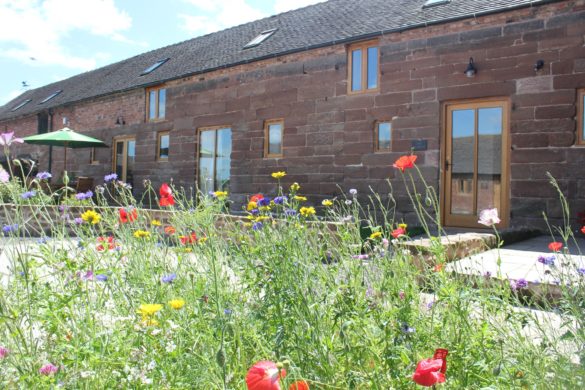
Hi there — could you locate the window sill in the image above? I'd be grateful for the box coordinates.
[347,87,380,96]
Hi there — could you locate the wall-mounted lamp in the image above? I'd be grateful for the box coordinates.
[464,57,476,78]
[115,116,125,125]
[534,59,544,71]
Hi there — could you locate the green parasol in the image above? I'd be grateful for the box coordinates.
[23,127,108,173]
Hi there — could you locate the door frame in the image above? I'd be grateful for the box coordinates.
[112,135,136,183]
[440,97,511,228]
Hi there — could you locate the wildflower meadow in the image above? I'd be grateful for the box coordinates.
[0,131,584,389]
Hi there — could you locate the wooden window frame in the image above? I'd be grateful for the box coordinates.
[347,40,380,95]
[89,147,99,165]
[112,136,136,183]
[196,125,232,192]
[146,85,166,122]
[578,89,585,145]
[374,120,392,152]
[156,131,170,162]
[264,119,284,158]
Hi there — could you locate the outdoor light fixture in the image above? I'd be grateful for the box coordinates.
[115,116,125,125]
[534,59,544,71]
[464,57,476,77]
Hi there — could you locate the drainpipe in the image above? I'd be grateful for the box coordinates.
[48,109,53,173]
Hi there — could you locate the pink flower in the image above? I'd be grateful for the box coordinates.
[0,168,9,183]
[478,208,500,226]
[0,132,24,147]
[0,346,9,359]
[39,363,59,375]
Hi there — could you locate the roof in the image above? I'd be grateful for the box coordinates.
[0,0,554,121]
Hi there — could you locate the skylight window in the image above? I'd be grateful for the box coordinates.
[423,0,450,8]
[141,58,169,76]
[40,90,62,104]
[244,29,277,49]
[11,99,31,112]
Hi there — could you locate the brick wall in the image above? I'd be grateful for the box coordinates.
[1,0,584,229]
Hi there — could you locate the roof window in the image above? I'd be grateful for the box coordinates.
[40,90,62,104]
[11,99,31,111]
[141,58,169,76]
[423,0,450,8]
[244,29,277,49]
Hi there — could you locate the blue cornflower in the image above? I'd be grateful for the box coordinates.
[37,237,49,244]
[104,173,118,182]
[537,255,555,266]
[252,222,263,230]
[75,191,93,200]
[577,268,585,275]
[250,208,260,216]
[511,278,528,290]
[21,190,36,199]
[257,198,271,207]
[273,196,287,205]
[2,224,18,234]
[96,274,108,282]
[284,209,297,217]
[224,309,232,315]
[161,273,177,283]
[400,323,416,334]
[36,172,52,180]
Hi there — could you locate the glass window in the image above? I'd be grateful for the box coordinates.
[141,58,169,76]
[376,122,391,151]
[40,90,62,104]
[265,120,284,157]
[198,127,232,193]
[157,132,170,161]
[579,90,585,145]
[147,86,166,121]
[348,41,379,93]
[244,29,277,49]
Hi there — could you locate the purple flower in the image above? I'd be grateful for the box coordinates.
[36,172,52,180]
[0,132,24,147]
[478,208,501,227]
[37,237,49,244]
[257,198,271,207]
[73,217,84,225]
[96,274,108,282]
[21,190,36,199]
[2,224,18,234]
[0,346,8,359]
[39,363,58,376]
[426,301,435,310]
[511,278,529,290]
[352,254,369,260]
[484,271,492,278]
[273,196,287,205]
[252,222,263,230]
[249,208,259,216]
[537,255,556,266]
[224,309,232,315]
[104,173,118,182]
[400,323,416,334]
[578,268,585,276]
[161,273,177,284]
[75,191,93,200]
[284,209,297,217]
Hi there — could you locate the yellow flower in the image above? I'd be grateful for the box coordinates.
[168,299,186,310]
[322,199,333,207]
[398,223,408,229]
[151,219,162,226]
[141,318,159,327]
[255,216,269,222]
[271,171,286,179]
[369,231,382,240]
[198,237,208,244]
[133,230,151,239]
[243,222,252,228]
[299,206,316,217]
[214,191,228,199]
[294,195,307,202]
[259,206,271,212]
[290,182,300,192]
[137,303,163,317]
[81,210,101,224]
[247,201,258,211]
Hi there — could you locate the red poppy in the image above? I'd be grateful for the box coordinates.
[96,236,115,251]
[289,381,310,390]
[413,349,448,387]
[434,263,444,272]
[119,207,137,223]
[246,361,286,390]
[548,242,563,252]
[250,193,264,203]
[164,226,176,235]
[393,155,417,172]
[180,232,197,245]
[159,183,175,207]
[581,226,585,235]
[391,227,406,238]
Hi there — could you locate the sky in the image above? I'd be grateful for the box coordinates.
[0,0,325,106]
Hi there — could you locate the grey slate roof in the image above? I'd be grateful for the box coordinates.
[0,0,553,121]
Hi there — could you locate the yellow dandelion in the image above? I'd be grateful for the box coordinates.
[322,199,334,207]
[271,171,286,179]
[247,201,258,211]
[168,299,186,310]
[151,219,162,226]
[294,195,307,202]
[214,191,228,199]
[369,231,382,240]
[81,210,101,224]
[290,182,300,192]
[137,303,163,317]
[299,206,316,217]
[133,230,151,239]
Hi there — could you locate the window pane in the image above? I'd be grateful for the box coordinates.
[115,141,124,179]
[215,128,232,191]
[268,123,282,155]
[149,90,156,120]
[159,134,169,159]
[477,107,502,212]
[126,140,136,188]
[451,109,475,216]
[199,130,216,194]
[378,122,391,149]
[351,49,362,91]
[367,47,378,89]
[158,89,166,119]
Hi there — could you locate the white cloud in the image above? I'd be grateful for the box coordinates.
[179,0,266,36]
[273,0,325,13]
[0,0,132,70]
